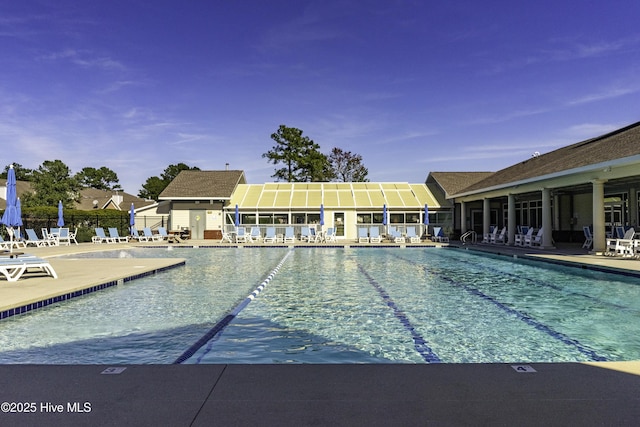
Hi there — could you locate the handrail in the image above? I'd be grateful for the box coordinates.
[460,230,477,245]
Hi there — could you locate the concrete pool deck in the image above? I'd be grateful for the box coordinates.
[0,241,639,425]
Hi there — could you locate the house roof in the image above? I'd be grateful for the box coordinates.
[228,182,441,210]
[159,170,246,200]
[75,188,155,211]
[453,120,640,197]
[427,172,494,198]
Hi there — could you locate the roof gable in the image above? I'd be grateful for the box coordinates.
[457,121,640,195]
[159,170,246,199]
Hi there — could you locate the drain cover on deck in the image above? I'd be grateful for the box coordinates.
[511,365,536,373]
[101,367,127,375]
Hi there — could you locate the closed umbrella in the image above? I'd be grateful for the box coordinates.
[57,200,64,227]
[423,204,429,237]
[320,204,324,226]
[129,203,135,235]
[235,204,239,227]
[382,204,388,225]
[1,164,21,252]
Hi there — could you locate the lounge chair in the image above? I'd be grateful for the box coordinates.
[388,226,405,243]
[482,226,497,244]
[69,227,79,245]
[157,227,169,241]
[433,227,450,243]
[0,255,58,282]
[526,227,543,247]
[369,227,382,243]
[235,227,249,243]
[24,229,52,247]
[515,227,533,247]
[491,227,506,244]
[605,228,635,257]
[308,227,319,243]
[358,227,369,243]
[141,227,162,242]
[221,229,234,243]
[93,227,115,243]
[57,228,72,246]
[249,226,262,243]
[107,227,129,243]
[283,227,295,244]
[406,226,420,243]
[582,226,593,249]
[263,227,277,243]
[324,227,337,243]
[300,227,311,242]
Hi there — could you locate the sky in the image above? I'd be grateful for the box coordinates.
[2,0,640,195]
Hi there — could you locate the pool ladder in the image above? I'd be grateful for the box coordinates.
[460,230,477,245]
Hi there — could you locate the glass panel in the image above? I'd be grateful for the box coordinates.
[292,213,306,224]
[307,213,320,225]
[241,213,256,225]
[258,214,273,224]
[357,213,372,224]
[373,213,384,224]
[273,214,288,225]
[389,213,404,224]
[334,212,345,236]
[406,212,420,224]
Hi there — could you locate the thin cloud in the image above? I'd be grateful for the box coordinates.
[41,48,125,71]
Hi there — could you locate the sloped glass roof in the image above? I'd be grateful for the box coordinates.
[228,183,440,210]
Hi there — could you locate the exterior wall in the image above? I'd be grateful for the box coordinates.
[573,193,593,228]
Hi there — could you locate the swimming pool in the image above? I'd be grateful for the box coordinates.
[0,247,638,364]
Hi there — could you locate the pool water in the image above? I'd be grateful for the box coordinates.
[0,247,639,364]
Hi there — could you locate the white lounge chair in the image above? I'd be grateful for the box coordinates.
[582,226,593,249]
[358,227,369,243]
[56,228,72,246]
[605,228,635,257]
[0,255,57,282]
[388,226,405,243]
[369,227,382,243]
[263,227,277,243]
[482,226,497,244]
[249,226,262,243]
[324,227,337,243]
[406,226,420,243]
[24,229,51,247]
[283,227,295,244]
[300,227,311,242]
[221,229,234,243]
[433,226,450,243]
[308,227,319,243]
[93,227,115,243]
[108,227,129,243]
[515,227,533,246]
[235,227,249,243]
[157,227,169,241]
[526,227,543,247]
[491,227,506,244]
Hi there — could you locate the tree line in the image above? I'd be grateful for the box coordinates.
[2,124,367,206]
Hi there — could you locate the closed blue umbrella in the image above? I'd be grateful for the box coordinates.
[235,204,239,227]
[1,164,21,251]
[57,200,64,227]
[320,204,324,226]
[424,204,429,225]
[129,203,135,235]
[382,204,387,226]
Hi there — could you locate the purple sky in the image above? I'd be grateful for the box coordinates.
[2,0,640,194]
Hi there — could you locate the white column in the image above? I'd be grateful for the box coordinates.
[629,188,638,228]
[460,201,467,234]
[483,198,491,238]
[541,188,553,248]
[592,179,606,253]
[508,194,516,245]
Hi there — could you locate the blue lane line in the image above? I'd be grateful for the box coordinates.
[357,264,441,363]
[440,251,631,312]
[392,254,608,362]
[173,249,293,364]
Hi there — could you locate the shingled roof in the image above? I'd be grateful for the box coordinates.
[427,172,494,198]
[159,170,246,200]
[454,120,640,196]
